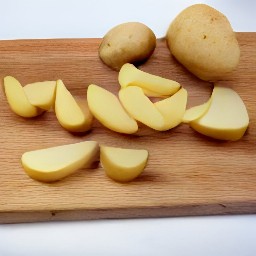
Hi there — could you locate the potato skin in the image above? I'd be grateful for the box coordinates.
[99,22,156,70]
[166,4,240,81]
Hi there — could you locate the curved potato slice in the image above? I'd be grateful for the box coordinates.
[3,76,43,117]
[155,87,188,131]
[119,86,165,131]
[118,63,180,96]
[55,80,92,132]
[182,99,211,124]
[87,84,138,134]
[24,81,56,110]
[22,141,99,182]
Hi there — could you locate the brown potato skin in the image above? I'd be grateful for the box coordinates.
[166,4,240,81]
[99,22,156,71]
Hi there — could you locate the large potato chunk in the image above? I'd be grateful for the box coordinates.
[190,86,249,141]
[99,22,156,70]
[166,4,240,81]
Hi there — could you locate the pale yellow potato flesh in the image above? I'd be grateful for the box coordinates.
[119,86,165,131]
[21,141,99,182]
[154,87,188,131]
[100,146,148,182]
[55,80,92,132]
[190,86,249,140]
[182,99,212,123]
[75,98,93,129]
[87,84,138,134]
[141,88,169,98]
[23,81,56,110]
[118,63,180,96]
[3,76,43,117]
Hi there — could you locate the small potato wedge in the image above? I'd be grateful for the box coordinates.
[100,146,148,182]
[3,76,43,118]
[23,81,56,110]
[118,63,180,96]
[55,80,92,132]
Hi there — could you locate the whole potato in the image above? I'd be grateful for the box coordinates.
[99,22,156,70]
[166,4,240,81]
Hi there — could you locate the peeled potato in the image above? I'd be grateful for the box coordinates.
[55,80,92,133]
[182,99,212,124]
[154,87,187,131]
[118,63,180,96]
[23,81,56,110]
[166,4,240,81]
[3,76,43,118]
[87,84,138,134]
[119,86,165,131]
[190,86,249,141]
[21,141,99,182]
[99,22,156,70]
[100,146,148,182]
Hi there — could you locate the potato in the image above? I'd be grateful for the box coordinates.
[166,4,240,81]
[21,141,99,182]
[87,84,138,134]
[55,80,93,133]
[119,86,165,131]
[3,76,44,118]
[100,146,148,182]
[118,63,180,96]
[99,22,156,70]
[190,86,249,141]
[154,88,187,131]
[182,99,212,124]
[23,81,56,110]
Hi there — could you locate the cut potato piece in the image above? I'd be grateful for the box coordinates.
[24,81,56,110]
[22,141,99,182]
[182,99,212,123]
[118,63,180,96]
[3,76,43,117]
[190,86,249,140]
[75,98,93,127]
[87,84,138,134]
[142,88,169,98]
[100,146,148,182]
[154,87,188,131]
[55,80,92,132]
[119,86,165,131]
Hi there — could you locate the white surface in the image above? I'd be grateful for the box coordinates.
[1,0,256,255]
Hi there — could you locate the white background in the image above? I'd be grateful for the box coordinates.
[1,0,256,255]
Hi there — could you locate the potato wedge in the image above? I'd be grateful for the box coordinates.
[21,141,99,182]
[23,81,56,110]
[3,76,43,117]
[87,84,138,134]
[55,80,92,132]
[119,63,180,96]
[101,146,148,182]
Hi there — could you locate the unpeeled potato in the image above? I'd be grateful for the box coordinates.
[99,22,156,70]
[166,4,240,81]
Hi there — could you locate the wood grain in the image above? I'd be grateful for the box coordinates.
[0,33,256,224]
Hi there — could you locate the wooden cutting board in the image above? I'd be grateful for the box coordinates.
[0,33,255,224]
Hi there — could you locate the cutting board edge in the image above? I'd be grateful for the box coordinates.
[1,201,256,224]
